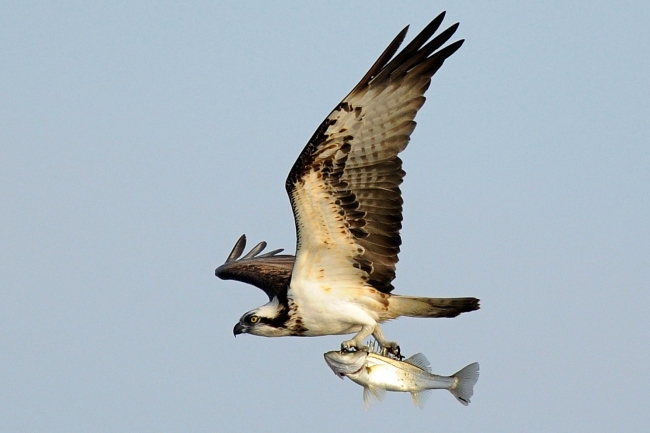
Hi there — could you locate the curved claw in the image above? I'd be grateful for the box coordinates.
[382,342,403,360]
[341,340,369,353]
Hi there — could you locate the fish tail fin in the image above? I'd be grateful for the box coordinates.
[388,295,480,318]
[449,362,479,406]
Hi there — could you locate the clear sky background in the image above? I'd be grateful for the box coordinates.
[2,1,649,432]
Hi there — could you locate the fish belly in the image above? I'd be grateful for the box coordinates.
[366,365,423,392]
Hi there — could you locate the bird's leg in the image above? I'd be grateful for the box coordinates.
[372,326,402,360]
[341,325,374,352]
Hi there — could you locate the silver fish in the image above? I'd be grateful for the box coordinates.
[324,349,479,408]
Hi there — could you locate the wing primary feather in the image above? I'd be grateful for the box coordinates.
[258,248,285,257]
[417,39,465,74]
[226,234,247,262]
[372,11,446,83]
[242,241,267,259]
[348,26,409,96]
[391,22,460,77]
[216,236,294,300]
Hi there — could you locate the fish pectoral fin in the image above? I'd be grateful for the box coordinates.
[410,389,432,408]
[362,385,386,409]
[370,386,386,402]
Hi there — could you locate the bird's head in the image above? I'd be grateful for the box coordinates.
[233,300,292,337]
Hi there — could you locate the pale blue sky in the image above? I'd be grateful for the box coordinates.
[1,1,649,432]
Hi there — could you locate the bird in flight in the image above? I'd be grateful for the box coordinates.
[216,12,479,356]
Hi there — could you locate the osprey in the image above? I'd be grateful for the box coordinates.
[216,12,479,356]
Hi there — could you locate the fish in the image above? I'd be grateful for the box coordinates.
[323,349,479,408]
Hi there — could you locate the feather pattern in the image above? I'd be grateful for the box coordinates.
[215,235,294,300]
[224,13,479,349]
[286,12,464,294]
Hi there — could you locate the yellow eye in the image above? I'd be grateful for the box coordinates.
[249,315,259,323]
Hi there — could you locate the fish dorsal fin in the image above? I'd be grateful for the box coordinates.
[362,385,386,409]
[410,389,432,408]
[365,340,382,354]
[404,353,431,372]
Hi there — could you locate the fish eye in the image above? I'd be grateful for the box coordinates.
[248,315,259,324]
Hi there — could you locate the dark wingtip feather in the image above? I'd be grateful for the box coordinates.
[215,237,295,299]
[348,25,409,96]
[242,241,267,259]
[372,12,453,83]
[439,38,465,58]
[226,234,247,262]
[259,248,285,257]
[391,22,461,77]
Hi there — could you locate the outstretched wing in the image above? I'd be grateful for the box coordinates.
[215,234,295,300]
[286,12,463,294]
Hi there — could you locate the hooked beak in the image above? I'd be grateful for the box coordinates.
[233,322,245,337]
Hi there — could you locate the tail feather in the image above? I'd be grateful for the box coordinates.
[388,295,480,318]
[449,362,479,406]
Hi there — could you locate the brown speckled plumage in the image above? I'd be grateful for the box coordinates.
[220,12,479,350]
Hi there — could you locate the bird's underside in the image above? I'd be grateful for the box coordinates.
[216,12,480,356]
[218,234,479,358]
